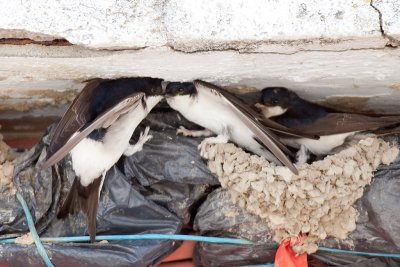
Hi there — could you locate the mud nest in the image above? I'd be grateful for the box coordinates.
[201,137,399,254]
[0,132,16,196]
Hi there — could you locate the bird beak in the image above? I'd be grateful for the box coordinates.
[254,103,267,111]
[161,81,169,95]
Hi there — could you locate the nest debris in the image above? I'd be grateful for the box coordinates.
[0,132,16,196]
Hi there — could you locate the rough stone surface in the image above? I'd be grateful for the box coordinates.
[374,0,400,42]
[0,0,166,49]
[164,0,383,52]
[0,0,398,50]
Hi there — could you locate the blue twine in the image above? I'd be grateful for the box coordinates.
[2,232,400,259]
[15,192,54,267]
[318,247,400,258]
[0,234,252,245]
[2,192,399,267]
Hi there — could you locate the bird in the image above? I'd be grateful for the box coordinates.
[164,80,318,175]
[41,77,166,242]
[256,86,400,163]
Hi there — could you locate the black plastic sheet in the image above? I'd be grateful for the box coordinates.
[0,110,215,267]
[1,106,400,267]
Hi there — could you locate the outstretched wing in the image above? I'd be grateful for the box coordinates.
[292,113,400,136]
[46,79,103,160]
[42,89,144,170]
[193,80,299,174]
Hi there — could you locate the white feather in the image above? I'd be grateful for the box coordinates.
[282,132,356,155]
[70,96,162,187]
[166,88,278,162]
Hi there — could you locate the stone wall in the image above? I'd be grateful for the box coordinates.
[0,0,399,121]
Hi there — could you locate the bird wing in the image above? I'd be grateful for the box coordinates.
[46,79,103,160]
[292,113,400,136]
[191,81,318,140]
[42,87,145,170]
[259,116,319,140]
[193,80,299,174]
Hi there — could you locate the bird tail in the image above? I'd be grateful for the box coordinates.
[57,177,102,243]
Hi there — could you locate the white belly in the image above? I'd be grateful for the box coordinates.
[166,90,274,159]
[70,96,161,186]
[166,90,253,138]
[283,132,356,155]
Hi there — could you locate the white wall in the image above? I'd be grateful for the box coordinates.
[0,0,399,113]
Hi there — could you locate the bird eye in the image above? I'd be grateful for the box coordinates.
[151,88,156,93]
[272,99,278,104]
[178,88,184,93]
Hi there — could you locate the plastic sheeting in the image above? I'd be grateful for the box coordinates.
[0,110,216,267]
[1,107,399,266]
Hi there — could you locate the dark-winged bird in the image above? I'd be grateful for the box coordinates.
[42,77,166,242]
[256,87,400,162]
[164,80,319,175]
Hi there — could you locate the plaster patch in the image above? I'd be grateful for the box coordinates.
[0,89,77,111]
[389,84,400,90]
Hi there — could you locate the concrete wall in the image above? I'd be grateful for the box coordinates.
[0,0,399,118]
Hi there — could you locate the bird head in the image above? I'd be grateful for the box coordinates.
[260,87,299,108]
[255,87,300,118]
[164,82,197,97]
[143,80,165,96]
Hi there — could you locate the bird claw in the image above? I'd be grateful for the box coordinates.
[198,135,229,158]
[138,126,153,144]
[295,144,309,165]
[124,126,153,156]
[176,126,193,136]
[198,138,209,157]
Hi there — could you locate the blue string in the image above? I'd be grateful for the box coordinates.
[45,234,253,244]
[0,234,252,245]
[4,192,400,266]
[318,247,400,258]
[15,192,54,267]
[2,232,400,259]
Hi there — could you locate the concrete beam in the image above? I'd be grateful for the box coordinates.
[0,45,399,113]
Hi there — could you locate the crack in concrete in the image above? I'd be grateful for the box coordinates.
[0,41,391,57]
[0,38,71,46]
[167,43,389,56]
[370,0,400,48]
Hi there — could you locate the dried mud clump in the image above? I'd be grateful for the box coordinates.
[0,132,16,196]
[15,232,34,245]
[201,137,399,254]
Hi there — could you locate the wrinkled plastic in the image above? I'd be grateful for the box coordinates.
[193,136,400,267]
[0,110,216,267]
[2,107,400,266]
[123,111,218,226]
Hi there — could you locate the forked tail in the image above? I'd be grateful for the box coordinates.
[57,177,102,242]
